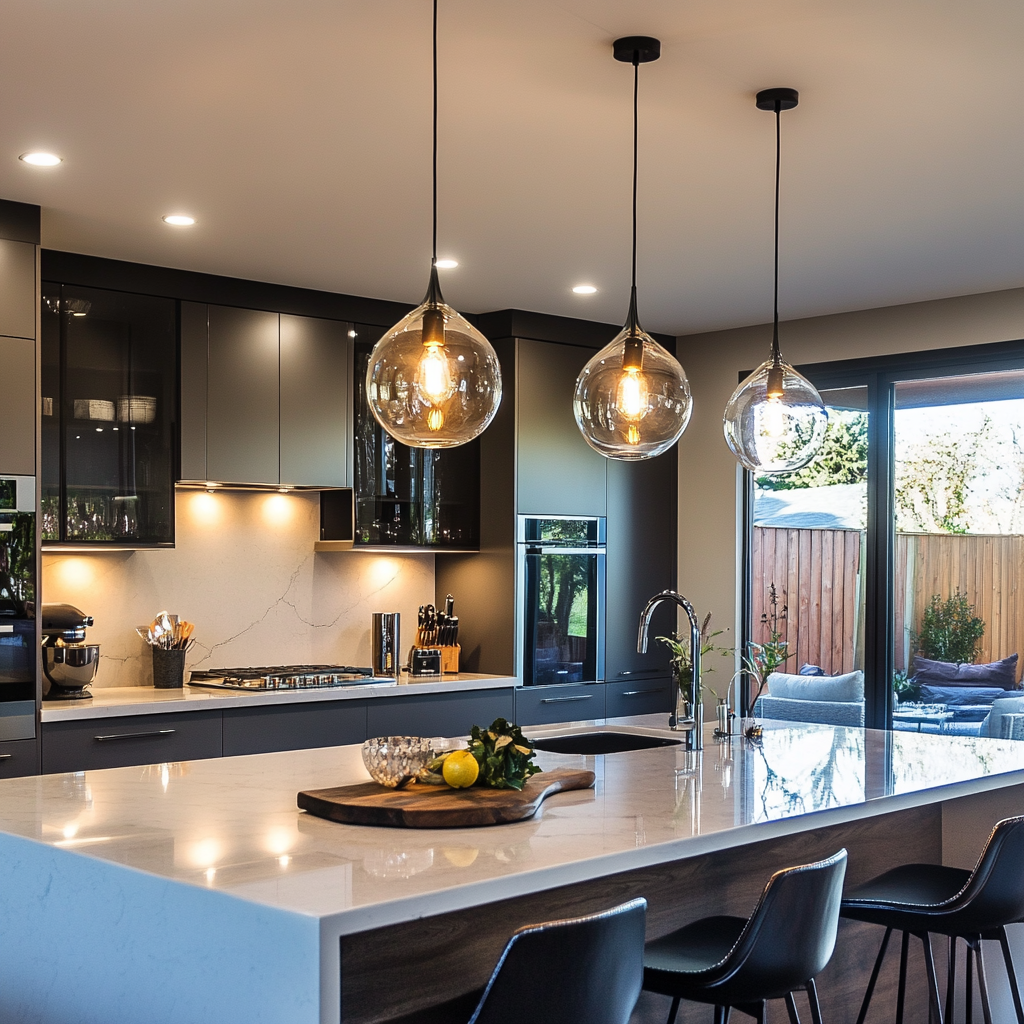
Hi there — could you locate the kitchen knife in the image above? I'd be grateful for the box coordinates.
[445,594,454,619]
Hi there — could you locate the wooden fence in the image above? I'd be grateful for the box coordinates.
[752,528,1024,682]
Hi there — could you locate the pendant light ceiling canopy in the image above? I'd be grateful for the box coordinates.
[573,36,692,462]
[723,88,828,475]
[366,0,502,450]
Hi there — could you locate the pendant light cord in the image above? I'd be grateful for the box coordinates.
[632,56,639,297]
[771,102,781,362]
[432,0,438,266]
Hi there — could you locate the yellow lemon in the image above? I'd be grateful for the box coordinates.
[442,750,480,789]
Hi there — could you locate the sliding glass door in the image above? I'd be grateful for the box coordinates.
[744,340,1024,731]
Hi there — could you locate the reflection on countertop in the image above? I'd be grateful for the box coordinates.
[40,672,518,722]
[3,715,1024,935]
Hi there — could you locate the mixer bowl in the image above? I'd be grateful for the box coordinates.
[43,644,100,691]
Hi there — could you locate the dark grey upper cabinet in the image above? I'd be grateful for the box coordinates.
[0,338,35,476]
[179,301,208,483]
[179,304,353,488]
[516,339,606,516]
[280,314,350,487]
[605,455,678,680]
[207,305,280,485]
[0,239,37,341]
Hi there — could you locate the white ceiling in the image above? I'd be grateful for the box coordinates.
[3,0,1024,336]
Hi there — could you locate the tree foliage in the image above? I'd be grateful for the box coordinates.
[757,412,867,491]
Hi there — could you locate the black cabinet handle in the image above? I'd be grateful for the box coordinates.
[0,754,11,761]
[540,694,594,704]
[94,729,176,743]
[621,687,666,696]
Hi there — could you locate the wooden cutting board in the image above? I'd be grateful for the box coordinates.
[297,767,595,829]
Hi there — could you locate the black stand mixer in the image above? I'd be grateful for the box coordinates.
[41,604,99,701]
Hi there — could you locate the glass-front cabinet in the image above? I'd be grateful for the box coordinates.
[42,284,176,546]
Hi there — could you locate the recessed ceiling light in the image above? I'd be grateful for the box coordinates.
[572,284,598,295]
[163,214,195,226]
[20,152,62,167]
[435,259,458,269]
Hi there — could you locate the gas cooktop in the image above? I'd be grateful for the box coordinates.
[188,665,398,692]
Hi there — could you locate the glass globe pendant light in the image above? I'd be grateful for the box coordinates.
[366,0,501,449]
[723,88,827,474]
[573,37,692,461]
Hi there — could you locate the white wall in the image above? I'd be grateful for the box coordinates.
[42,490,435,687]
[676,284,1024,702]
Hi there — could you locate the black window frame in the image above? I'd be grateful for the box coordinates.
[741,336,1024,729]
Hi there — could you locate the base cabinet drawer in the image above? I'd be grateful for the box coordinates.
[605,677,674,719]
[515,684,606,726]
[42,711,223,773]
[367,689,515,739]
[223,701,367,756]
[0,737,39,778]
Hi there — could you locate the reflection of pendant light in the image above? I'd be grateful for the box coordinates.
[723,88,827,474]
[573,37,692,461]
[366,0,501,449]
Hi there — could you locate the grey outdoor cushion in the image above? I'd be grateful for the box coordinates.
[766,670,864,704]
[985,695,1024,738]
[754,695,865,728]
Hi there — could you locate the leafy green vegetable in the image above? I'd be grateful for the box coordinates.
[468,719,541,791]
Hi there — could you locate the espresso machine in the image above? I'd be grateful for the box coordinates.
[41,604,99,701]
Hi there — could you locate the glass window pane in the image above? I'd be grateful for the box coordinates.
[749,386,868,726]
[893,369,1024,739]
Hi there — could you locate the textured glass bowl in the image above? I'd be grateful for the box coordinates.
[361,736,456,789]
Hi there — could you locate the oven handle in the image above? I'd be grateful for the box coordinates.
[539,694,595,704]
[94,729,176,743]
[523,546,606,556]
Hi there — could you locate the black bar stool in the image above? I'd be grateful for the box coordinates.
[642,849,847,1024]
[840,814,1024,1024]
[391,898,648,1024]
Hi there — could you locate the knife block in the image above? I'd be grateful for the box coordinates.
[412,644,460,675]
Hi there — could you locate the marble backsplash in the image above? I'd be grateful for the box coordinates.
[41,490,435,687]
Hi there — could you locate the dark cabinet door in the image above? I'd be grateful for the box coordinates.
[514,683,606,726]
[280,314,351,487]
[222,700,366,756]
[367,688,514,738]
[0,337,35,476]
[42,710,222,773]
[206,305,280,485]
[516,339,606,516]
[0,737,39,779]
[179,301,208,483]
[605,455,678,681]
[0,239,37,340]
[604,677,674,719]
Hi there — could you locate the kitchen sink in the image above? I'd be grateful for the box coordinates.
[531,731,685,755]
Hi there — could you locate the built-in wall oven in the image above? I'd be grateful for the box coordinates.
[0,476,37,742]
[517,515,605,686]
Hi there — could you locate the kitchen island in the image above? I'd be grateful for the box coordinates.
[2,717,1024,1024]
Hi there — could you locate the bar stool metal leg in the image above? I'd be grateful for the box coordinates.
[665,995,680,1024]
[896,930,911,1024]
[784,991,802,1024]
[975,940,993,1024]
[999,925,1024,1023]
[921,932,943,1024]
[967,941,974,1024]
[856,926,892,1024]
[947,936,957,1024]
[806,979,823,1024]
[713,1007,728,1024]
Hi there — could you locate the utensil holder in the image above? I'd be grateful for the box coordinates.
[152,647,186,688]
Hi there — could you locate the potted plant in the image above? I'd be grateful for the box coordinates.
[915,591,985,664]
[658,613,731,730]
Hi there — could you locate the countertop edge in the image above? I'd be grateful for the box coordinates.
[41,675,519,721]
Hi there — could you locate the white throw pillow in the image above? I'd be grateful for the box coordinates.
[766,670,865,703]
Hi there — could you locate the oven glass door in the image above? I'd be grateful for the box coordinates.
[523,546,604,686]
